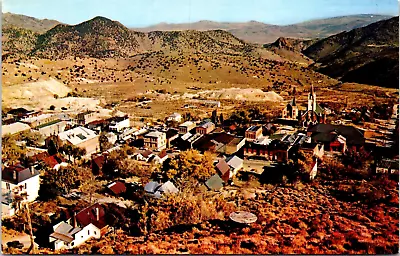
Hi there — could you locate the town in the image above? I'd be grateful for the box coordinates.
[1,1,399,253]
[2,83,398,253]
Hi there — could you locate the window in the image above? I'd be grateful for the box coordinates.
[71,242,74,246]
[94,231,97,235]
[24,183,27,189]
[88,230,90,235]
[6,183,10,190]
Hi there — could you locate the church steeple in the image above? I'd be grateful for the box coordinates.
[308,84,316,112]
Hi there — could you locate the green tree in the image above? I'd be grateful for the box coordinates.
[99,132,112,152]
[19,131,44,147]
[40,164,93,198]
[162,149,215,185]
[2,134,26,165]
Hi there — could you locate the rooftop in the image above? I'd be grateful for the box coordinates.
[179,121,195,127]
[21,113,55,123]
[2,164,40,185]
[58,126,98,145]
[145,131,165,138]
[246,125,261,132]
[2,122,31,137]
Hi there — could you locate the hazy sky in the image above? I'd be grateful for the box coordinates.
[2,0,398,27]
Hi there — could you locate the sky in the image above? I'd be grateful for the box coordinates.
[2,0,398,27]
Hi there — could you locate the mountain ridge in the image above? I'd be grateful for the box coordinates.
[132,14,394,43]
[303,16,399,88]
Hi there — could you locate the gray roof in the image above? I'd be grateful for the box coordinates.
[144,181,161,193]
[158,181,178,194]
[226,155,243,170]
[2,164,40,185]
[205,174,224,191]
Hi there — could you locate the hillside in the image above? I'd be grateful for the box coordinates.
[27,16,278,59]
[134,14,393,43]
[263,37,318,65]
[33,16,146,58]
[2,27,39,57]
[303,17,399,88]
[2,12,61,33]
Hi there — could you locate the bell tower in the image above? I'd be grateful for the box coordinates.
[307,84,316,112]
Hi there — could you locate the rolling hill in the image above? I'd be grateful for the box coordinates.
[2,12,61,33]
[133,14,393,43]
[26,16,279,59]
[303,16,399,88]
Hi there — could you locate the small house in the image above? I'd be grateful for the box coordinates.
[205,174,224,191]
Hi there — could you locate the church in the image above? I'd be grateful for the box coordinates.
[281,85,326,127]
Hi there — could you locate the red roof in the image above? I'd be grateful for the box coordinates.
[158,149,167,159]
[229,125,237,131]
[31,152,50,163]
[141,150,153,158]
[75,203,107,229]
[43,156,59,168]
[87,119,108,126]
[107,181,126,195]
[93,155,106,169]
[216,159,230,175]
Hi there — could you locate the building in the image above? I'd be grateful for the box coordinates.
[226,137,246,155]
[144,180,178,198]
[144,131,167,150]
[108,116,130,132]
[205,174,224,191]
[1,122,31,137]
[2,164,40,218]
[281,97,299,119]
[167,113,182,123]
[309,159,318,180]
[376,159,399,174]
[91,155,106,175]
[2,164,40,202]
[245,126,263,142]
[225,155,243,178]
[148,150,169,165]
[194,132,245,155]
[106,181,127,196]
[36,120,67,137]
[76,111,99,126]
[178,121,196,134]
[244,140,290,162]
[20,114,60,128]
[196,121,215,135]
[307,124,365,152]
[49,203,109,250]
[215,159,231,182]
[166,128,179,148]
[299,85,326,127]
[58,126,99,155]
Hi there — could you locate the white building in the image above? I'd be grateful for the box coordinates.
[2,164,40,218]
[49,203,109,250]
[178,121,196,134]
[167,113,182,123]
[58,126,99,155]
[225,155,243,178]
[1,122,31,137]
[109,116,130,132]
[35,120,67,137]
[144,131,167,150]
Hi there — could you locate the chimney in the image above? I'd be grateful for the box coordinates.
[73,212,77,228]
[13,170,17,180]
[95,207,99,221]
[30,166,35,175]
